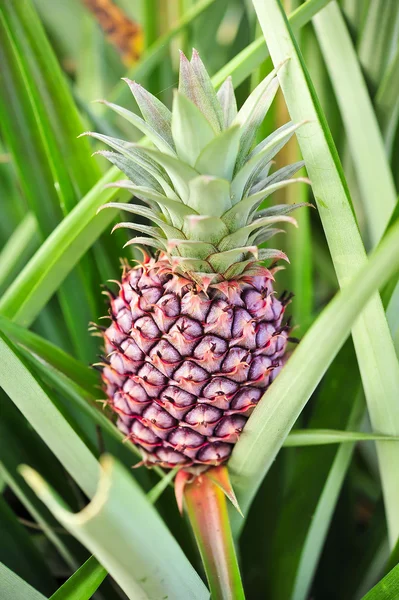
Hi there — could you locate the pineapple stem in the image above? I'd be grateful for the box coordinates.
[184,468,246,600]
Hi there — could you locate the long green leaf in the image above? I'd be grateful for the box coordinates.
[375,45,399,157]
[211,0,332,89]
[0,562,46,600]
[289,197,399,599]
[284,429,399,446]
[229,212,399,529]
[23,456,209,600]
[273,341,363,600]
[357,0,399,93]
[49,556,107,600]
[0,0,100,197]
[362,562,399,599]
[22,347,140,461]
[0,315,98,394]
[0,329,99,498]
[0,391,83,572]
[146,468,178,505]
[249,0,399,549]
[313,1,397,246]
[0,214,38,293]
[0,0,104,361]
[290,394,363,600]
[0,167,128,326]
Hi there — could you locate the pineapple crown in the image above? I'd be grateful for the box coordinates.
[85,50,308,288]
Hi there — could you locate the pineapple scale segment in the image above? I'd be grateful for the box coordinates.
[94,50,307,470]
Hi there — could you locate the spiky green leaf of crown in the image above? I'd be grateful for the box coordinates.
[86,50,308,284]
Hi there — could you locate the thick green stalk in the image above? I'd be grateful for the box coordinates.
[185,472,245,600]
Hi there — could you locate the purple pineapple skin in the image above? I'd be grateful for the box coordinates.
[101,255,289,471]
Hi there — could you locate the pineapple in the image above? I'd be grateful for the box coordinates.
[90,51,305,472]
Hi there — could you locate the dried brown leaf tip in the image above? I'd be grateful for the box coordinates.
[83,0,143,65]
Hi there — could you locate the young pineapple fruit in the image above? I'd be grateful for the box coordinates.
[91,51,306,472]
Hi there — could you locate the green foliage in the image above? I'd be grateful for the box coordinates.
[0,0,399,598]
[49,556,107,600]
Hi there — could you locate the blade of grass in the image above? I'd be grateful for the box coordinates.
[272,4,313,331]
[381,199,399,355]
[0,146,27,241]
[0,167,129,326]
[285,169,313,333]
[357,0,399,94]
[49,556,107,600]
[0,562,46,600]
[0,214,38,293]
[0,22,65,234]
[381,198,399,307]
[229,205,399,532]
[284,429,399,446]
[0,458,79,571]
[291,393,364,600]
[248,0,399,549]
[23,456,209,600]
[0,0,103,361]
[0,0,125,328]
[0,0,100,199]
[146,468,178,505]
[375,45,399,157]
[291,206,399,600]
[313,1,397,246]
[361,562,399,599]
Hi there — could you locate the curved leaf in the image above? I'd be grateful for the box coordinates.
[49,556,107,600]
[23,456,209,600]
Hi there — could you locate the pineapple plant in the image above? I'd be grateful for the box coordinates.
[3,0,399,598]
[90,50,306,472]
